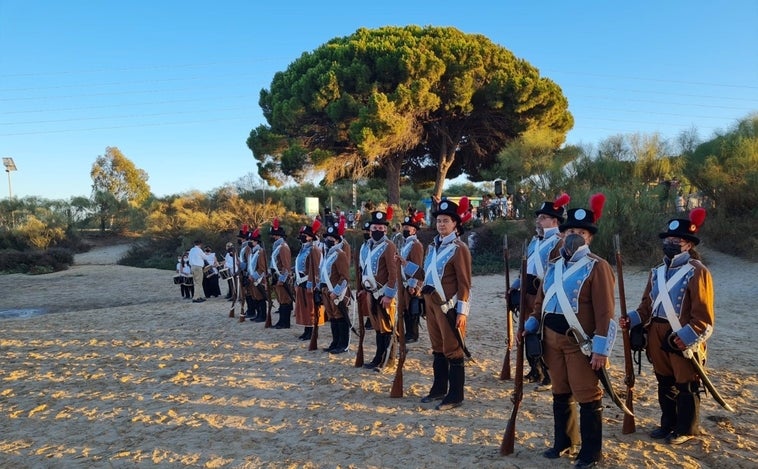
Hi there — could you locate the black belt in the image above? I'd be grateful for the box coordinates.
[543,313,570,335]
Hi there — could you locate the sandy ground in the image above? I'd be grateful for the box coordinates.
[0,244,756,468]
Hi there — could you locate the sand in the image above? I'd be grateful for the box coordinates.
[0,244,756,468]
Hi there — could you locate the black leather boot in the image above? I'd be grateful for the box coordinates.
[436,358,464,410]
[363,332,389,369]
[275,304,292,329]
[323,319,339,352]
[575,399,602,468]
[543,393,579,458]
[421,352,449,402]
[651,373,678,439]
[330,318,350,354]
[668,381,700,445]
[254,300,267,322]
[299,327,312,341]
[244,296,255,319]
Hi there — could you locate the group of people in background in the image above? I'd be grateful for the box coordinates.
[169,190,716,469]
[174,241,225,302]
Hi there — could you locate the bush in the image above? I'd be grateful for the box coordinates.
[0,248,73,274]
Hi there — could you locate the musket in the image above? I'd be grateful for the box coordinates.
[308,245,320,351]
[390,259,407,398]
[614,234,636,433]
[500,240,528,456]
[499,234,512,380]
[354,246,365,368]
[264,275,273,328]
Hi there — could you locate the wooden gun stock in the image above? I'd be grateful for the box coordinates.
[614,234,636,434]
[499,234,512,380]
[500,240,528,456]
[390,260,407,398]
[354,249,365,367]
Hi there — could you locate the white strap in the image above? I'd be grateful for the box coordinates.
[429,243,456,303]
[362,241,386,291]
[652,263,693,333]
[528,238,545,278]
[544,256,593,342]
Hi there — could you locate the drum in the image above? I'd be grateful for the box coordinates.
[173,275,183,285]
[218,267,231,280]
[182,276,194,286]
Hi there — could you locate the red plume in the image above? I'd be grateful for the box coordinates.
[386,205,394,221]
[589,193,606,222]
[311,219,321,234]
[241,224,249,234]
[689,207,706,229]
[338,215,346,236]
[412,211,425,225]
[273,218,280,230]
[252,227,260,238]
[553,193,570,209]
[458,196,470,215]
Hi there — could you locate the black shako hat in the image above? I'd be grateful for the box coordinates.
[658,208,706,245]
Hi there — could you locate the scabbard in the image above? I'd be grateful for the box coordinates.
[445,310,472,359]
[596,367,634,417]
[688,353,735,412]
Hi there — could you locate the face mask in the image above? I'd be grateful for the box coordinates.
[371,230,385,242]
[402,229,411,238]
[299,235,308,243]
[662,240,682,259]
[323,239,335,250]
[269,237,276,244]
[363,233,370,240]
[561,233,586,261]
[237,239,242,245]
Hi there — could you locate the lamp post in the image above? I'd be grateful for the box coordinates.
[2,157,16,200]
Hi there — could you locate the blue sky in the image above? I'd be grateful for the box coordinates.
[1,1,756,200]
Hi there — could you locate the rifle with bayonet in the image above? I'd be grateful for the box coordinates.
[614,234,636,433]
[500,241,528,456]
[228,247,238,318]
[499,234,512,380]
[354,246,365,367]
[390,258,407,398]
[264,273,273,328]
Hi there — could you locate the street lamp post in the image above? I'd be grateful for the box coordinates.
[2,157,16,200]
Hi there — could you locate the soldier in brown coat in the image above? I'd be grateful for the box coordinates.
[360,208,398,370]
[320,220,352,354]
[412,197,473,411]
[526,194,616,469]
[269,218,294,329]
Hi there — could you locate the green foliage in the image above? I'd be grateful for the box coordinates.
[684,114,758,216]
[249,25,572,203]
[0,247,73,274]
[467,219,533,274]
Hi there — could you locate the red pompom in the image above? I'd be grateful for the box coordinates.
[460,211,472,225]
[311,219,321,234]
[337,215,346,236]
[386,205,394,221]
[589,193,606,222]
[241,224,249,234]
[689,207,706,228]
[458,196,470,215]
[553,193,570,209]
[252,227,260,238]
[273,218,280,230]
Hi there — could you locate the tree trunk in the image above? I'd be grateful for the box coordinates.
[432,140,457,199]
[385,154,402,206]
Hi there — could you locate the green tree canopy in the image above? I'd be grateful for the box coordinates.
[91,146,150,206]
[684,114,758,216]
[248,25,573,204]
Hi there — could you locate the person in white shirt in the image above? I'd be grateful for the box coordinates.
[188,240,206,303]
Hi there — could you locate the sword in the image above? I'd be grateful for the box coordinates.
[568,327,633,417]
[673,341,735,412]
[596,366,634,417]
[667,329,735,412]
